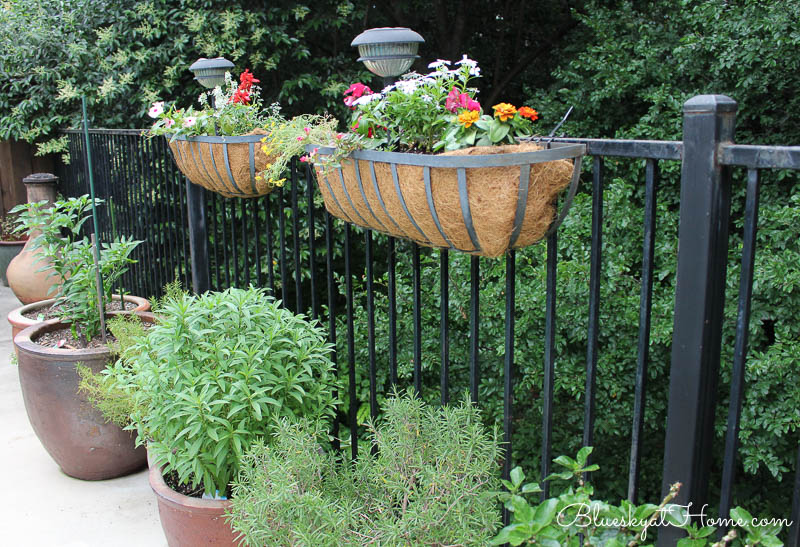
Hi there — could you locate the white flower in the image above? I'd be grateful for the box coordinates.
[395,80,420,94]
[381,83,396,94]
[183,117,197,128]
[427,59,451,69]
[456,55,481,76]
[148,101,164,118]
[164,119,175,129]
[352,93,381,106]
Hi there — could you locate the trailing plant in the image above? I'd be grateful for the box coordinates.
[10,195,141,345]
[229,390,502,546]
[103,286,337,497]
[493,447,785,546]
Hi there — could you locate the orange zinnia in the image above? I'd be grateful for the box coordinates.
[518,106,539,121]
[458,110,480,128]
[492,103,517,122]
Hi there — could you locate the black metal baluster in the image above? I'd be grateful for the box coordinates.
[220,194,231,289]
[230,197,240,288]
[209,192,220,291]
[366,231,377,420]
[628,159,658,502]
[413,243,422,395]
[503,250,516,484]
[279,185,288,305]
[388,237,398,386]
[469,256,480,403]
[325,211,339,452]
[291,159,303,312]
[541,232,558,499]
[719,168,761,525]
[306,163,319,320]
[253,195,264,288]
[584,156,603,473]
[265,194,276,295]
[345,224,358,459]
[242,198,250,286]
[440,249,450,406]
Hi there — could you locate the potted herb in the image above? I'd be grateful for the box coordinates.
[148,68,337,198]
[98,286,337,546]
[10,194,149,480]
[0,211,27,286]
[229,390,502,546]
[308,56,584,258]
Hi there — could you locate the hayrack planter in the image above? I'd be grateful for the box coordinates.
[310,142,585,258]
[167,133,275,198]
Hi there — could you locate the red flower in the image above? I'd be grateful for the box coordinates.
[239,69,260,92]
[344,83,372,108]
[232,89,251,104]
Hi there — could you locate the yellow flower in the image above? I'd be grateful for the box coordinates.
[255,175,263,181]
[492,102,517,122]
[457,110,480,128]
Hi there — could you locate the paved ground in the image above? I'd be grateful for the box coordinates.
[0,286,166,546]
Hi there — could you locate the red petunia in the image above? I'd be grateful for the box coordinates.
[343,83,372,108]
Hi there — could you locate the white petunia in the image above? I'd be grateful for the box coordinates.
[148,101,164,118]
[395,80,420,94]
[183,117,197,128]
[427,59,451,69]
[352,93,381,106]
[456,54,481,76]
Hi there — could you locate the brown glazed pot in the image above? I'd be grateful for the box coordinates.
[8,294,150,340]
[149,464,238,547]
[13,311,154,480]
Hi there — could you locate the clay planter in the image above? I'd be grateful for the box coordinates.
[0,237,27,286]
[8,294,150,340]
[310,142,585,258]
[167,133,275,198]
[149,465,237,547]
[13,311,154,480]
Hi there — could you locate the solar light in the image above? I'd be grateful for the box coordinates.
[189,57,234,89]
[351,27,424,79]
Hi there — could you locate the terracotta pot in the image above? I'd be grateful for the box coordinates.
[6,173,60,303]
[7,294,150,340]
[0,237,27,286]
[13,311,155,480]
[149,465,237,547]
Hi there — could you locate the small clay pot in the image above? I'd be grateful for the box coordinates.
[8,294,151,340]
[149,465,238,547]
[13,311,155,480]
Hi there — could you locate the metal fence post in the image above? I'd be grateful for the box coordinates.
[658,95,736,546]
[186,180,210,294]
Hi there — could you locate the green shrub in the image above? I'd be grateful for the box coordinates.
[229,390,502,546]
[105,286,337,497]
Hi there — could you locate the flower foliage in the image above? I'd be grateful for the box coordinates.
[320,55,541,160]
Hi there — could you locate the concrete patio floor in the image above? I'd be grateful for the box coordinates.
[0,286,166,546]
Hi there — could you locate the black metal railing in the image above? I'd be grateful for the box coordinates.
[57,94,800,545]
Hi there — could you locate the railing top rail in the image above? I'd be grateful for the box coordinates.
[719,144,800,170]
[548,137,683,160]
[63,128,145,136]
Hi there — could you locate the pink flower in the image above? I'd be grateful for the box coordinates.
[445,87,460,113]
[300,155,309,163]
[183,117,196,128]
[304,127,311,134]
[296,136,304,141]
[164,119,175,129]
[343,83,372,108]
[148,101,164,118]
[336,133,344,140]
